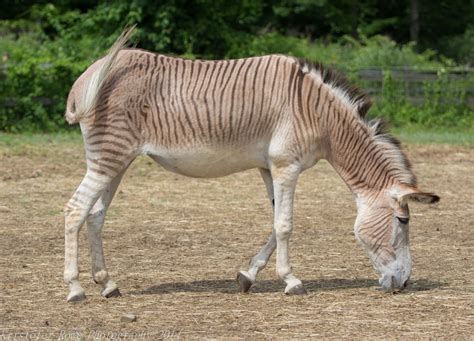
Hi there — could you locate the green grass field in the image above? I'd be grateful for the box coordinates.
[392,127,474,145]
[1,127,473,148]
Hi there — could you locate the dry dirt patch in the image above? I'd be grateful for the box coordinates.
[0,140,473,338]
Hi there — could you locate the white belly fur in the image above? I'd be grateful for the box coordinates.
[141,143,269,178]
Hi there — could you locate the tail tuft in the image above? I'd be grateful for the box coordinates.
[65,25,136,124]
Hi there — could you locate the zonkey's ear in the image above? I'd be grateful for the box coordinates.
[392,186,440,205]
[399,192,440,204]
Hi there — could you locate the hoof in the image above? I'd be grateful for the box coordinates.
[103,287,121,298]
[67,291,86,302]
[285,284,307,295]
[237,272,253,293]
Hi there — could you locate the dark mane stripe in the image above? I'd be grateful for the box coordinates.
[294,58,372,118]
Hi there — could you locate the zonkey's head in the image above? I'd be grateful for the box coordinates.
[354,185,439,292]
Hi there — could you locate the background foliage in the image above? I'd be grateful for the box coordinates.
[1,0,473,132]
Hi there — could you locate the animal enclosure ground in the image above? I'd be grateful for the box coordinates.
[0,136,473,338]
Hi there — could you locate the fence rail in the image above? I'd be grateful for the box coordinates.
[354,68,474,107]
[357,68,473,81]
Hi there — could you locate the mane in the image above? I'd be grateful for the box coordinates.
[366,119,417,186]
[294,58,417,187]
[295,58,372,118]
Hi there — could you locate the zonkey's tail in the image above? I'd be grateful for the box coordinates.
[65,26,135,124]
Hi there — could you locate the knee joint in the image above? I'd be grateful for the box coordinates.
[275,226,292,239]
[88,208,105,220]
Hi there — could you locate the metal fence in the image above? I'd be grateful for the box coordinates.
[354,68,474,107]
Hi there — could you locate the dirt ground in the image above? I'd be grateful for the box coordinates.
[0,137,473,339]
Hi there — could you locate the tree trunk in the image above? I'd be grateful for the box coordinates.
[410,0,420,43]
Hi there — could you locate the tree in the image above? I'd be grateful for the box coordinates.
[409,0,419,43]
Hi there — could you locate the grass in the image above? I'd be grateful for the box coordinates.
[0,131,82,147]
[392,127,474,146]
[0,127,473,147]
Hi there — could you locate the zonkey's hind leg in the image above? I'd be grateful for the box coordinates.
[64,170,115,302]
[237,168,277,293]
[86,168,127,298]
[64,146,134,302]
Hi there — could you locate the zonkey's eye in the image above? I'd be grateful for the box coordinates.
[397,217,409,224]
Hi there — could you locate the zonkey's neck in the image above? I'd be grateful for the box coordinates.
[321,107,397,196]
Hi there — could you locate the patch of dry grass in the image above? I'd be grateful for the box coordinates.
[0,138,473,338]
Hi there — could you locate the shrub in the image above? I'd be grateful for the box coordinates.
[368,69,473,128]
[0,9,472,132]
[0,18,99,132]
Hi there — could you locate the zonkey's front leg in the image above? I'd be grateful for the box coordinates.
[271,163,306,294]
[237,168,276,292]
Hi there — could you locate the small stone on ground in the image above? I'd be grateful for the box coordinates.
[121,313,137,323]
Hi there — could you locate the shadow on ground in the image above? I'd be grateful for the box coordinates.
[130,278,443,295]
